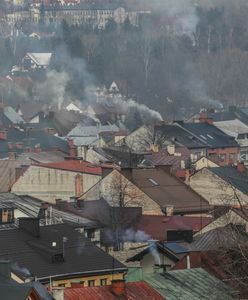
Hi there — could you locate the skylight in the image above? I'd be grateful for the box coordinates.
[148,178,160,186]
[200,135,207,140]
[207,134,214,139]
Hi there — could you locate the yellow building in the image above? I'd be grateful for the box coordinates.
[1,219,127,288]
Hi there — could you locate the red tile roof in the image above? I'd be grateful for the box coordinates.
[135,215,213,241]
[64,281,165,300]
[36,160,102,175]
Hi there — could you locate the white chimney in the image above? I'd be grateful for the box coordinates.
[166,205,174,216]
[180,160,185,169]
[167,144,175,155]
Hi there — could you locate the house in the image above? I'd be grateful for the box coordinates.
[61,280,165,300]
[11,159,102,203]
[145,145,191,175]
[0,219,127,287]
[21,52,52,71]
[81,147,144,168]
[67,123,120,150]
[194,207,248,236]
[134,215,213,241]
[80,169,163,215]
[144,268,237,300]
[0,127,70,159]
[177,121,239,166]
[189,164,248,207]
[80,167,211,215]
[192,156,219,171]
[0,261,53,300]
[186,224,248,251]
[127,242,190,273]
[214,119,248,164]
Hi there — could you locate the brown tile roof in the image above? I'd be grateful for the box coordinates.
[64,281,165,300]
[36,160,102,175]
[121,167,211,214]
[134,215,213,241]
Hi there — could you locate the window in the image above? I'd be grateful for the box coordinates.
[148,178,159,186]
[229,153,235,161]
[218,153,226,162]
[88,280,95,287]
[101,278,107,286]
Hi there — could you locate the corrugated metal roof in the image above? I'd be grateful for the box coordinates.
[145,268,236,300]
[68,124,119,137]
[26,53,52,66]
[64,281,165,300]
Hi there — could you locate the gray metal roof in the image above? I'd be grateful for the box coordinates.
[4,107,25,124]
[145,268,236,300]
[210,166,248,196]
[67,123,119,137]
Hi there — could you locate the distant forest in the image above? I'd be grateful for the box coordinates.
[2,0,248,119]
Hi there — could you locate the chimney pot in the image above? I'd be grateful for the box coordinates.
[110,280,126,296]
[237,162,245,173]
[0,130,7,140]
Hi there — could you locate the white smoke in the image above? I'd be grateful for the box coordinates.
[11,262,31,277]
[122,228,151,242]
[35,70,70,109]
[144,0,199,36]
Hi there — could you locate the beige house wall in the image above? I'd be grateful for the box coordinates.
[80,169,163,215]
[189,168,248,206]
[12,165,100,203]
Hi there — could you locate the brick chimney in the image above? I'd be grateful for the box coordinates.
[110,280,126,296]
[199,112,213,125]
[237,162,245,173]
[0,130,7,140]
[67,138,76,157]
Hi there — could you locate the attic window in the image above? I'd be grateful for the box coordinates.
[148,178,159,186]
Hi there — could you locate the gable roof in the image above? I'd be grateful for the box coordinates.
[214,119,248,137]
[68,123,119,137]
[25,53,52,67]
[188,225,248,251]
[0,128,70,158]
[127,241,189,263]
[121,167,211,214]
[179,122,238,148]
[155,124,206,149]
[0,223,126,282]
[144,268,236,300]
[36,160,102,175]
[209,166,248,196]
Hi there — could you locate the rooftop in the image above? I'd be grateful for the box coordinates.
[37,159,102,175]
[134,215,213,241]
[179,122,238,148]
[64,281,165,300]
[144,268,236,300]
[121,167,211,213]
[25,53,52,67]
[209,166,248,196]
[0,222,126,282]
